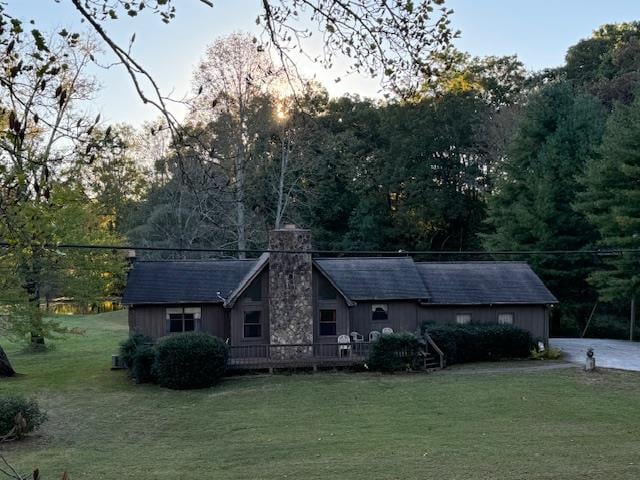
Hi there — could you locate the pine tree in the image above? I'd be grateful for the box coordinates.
[577,94,640,302]
[483,83,606,331]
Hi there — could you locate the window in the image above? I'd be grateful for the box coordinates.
[318,276,337,300]
[246,279,262,301]
[166,307,200,333]
[371,304,388,321]
[455,313,471,325]
[498,313,514,325]
[319,309,337,336]
[243,311,262,338]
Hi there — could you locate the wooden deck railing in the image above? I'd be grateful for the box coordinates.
[227,335,447,371]
[424,332,446,369]
[227,342,372,369]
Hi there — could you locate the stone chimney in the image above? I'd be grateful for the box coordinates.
[268,224,313,347]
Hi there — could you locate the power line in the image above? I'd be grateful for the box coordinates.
[0,241,638,257]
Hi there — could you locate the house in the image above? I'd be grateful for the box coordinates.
[122,225,557,367]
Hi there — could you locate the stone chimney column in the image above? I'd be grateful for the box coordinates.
[268,224,313,348]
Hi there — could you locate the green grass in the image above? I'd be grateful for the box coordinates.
[2,311,640,479]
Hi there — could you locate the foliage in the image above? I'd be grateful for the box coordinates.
[132,344,156,384]
[368,332,424,372]
[577,94,640,302]
[0,395,47,441]
[154,332,228,389]
[530,346,563,361]
[0,185,127,345]
[483,82,606,329]
[583,314,640,341]
[564,22,640,107]
[119,334,146,369]
[421,323,534,364]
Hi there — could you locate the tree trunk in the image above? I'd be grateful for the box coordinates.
[0,345,16,377]
[275,147,287,230]
[631,295,636,342]
[235,159,247,260]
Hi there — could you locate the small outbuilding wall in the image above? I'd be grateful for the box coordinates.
[128,303,228,340]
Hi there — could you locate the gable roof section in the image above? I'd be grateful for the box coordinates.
[314,257,430,301]
[223,253,270,308]
[122,259,256,305]
[416,262,558,305]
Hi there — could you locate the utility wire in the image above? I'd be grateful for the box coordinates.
[0,241,638,257]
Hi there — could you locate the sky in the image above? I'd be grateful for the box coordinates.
[11,0,640,127]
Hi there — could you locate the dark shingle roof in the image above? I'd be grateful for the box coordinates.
[122,260,256,305]
[416,262,558,305]
[314,257,430,301]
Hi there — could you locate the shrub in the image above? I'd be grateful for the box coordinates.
[132,344,157,384]
[0,395,47,440]
[421,323,534,365]
[531,346,563,360]
[154,332,228,389]
[583,314,637,340]
[368,332,424,372]
[119,333,146,368]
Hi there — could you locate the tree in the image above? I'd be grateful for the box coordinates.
[0,0,454,149]
[78,125,150,234]
[0,347,15,377]
[250,85,330,230]
[577,94,640,305]
[0,28,124,346]
[189,33,281,257]
[0,183,127,344]
[564,22,640,108]
[483,83,606,332]
[127,153,239,258]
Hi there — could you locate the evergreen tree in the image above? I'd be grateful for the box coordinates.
[577,94,640,303]
[483,83,606,332]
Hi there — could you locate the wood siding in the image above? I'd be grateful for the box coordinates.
[312,269,349,343]
[230,269,270,346]
[128,303,228,340]
[418,304,550,341]
[349,301,419,338]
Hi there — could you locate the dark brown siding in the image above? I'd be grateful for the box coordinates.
[128,303,227,340]
[418,304,550,341]
[349,301,420,339]
[312,269,349,343]
[230,269,270,346]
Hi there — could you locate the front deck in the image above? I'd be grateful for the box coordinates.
[227,342,372,370]
[227,337,445,371]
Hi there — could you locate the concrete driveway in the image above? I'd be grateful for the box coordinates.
[550,338,640,372]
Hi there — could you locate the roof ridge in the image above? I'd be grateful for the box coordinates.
[415,261,529,265]
[315,256,414,260]
[134,259,257,263]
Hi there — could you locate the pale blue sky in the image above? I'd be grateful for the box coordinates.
[12,0,640,126]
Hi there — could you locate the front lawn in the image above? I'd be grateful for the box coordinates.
[2,311,640,479]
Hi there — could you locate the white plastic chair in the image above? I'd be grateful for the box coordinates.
[369,330,381,342]
[382,327,394,335]
[350,331,364,342]
[338,334,351,357]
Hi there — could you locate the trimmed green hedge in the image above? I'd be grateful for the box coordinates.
[368,332,424,372]
[132,344,157,384]
[420,323,534,364]
[154,332,229,389]
[119,333,146,369]
[0,395,47,440]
